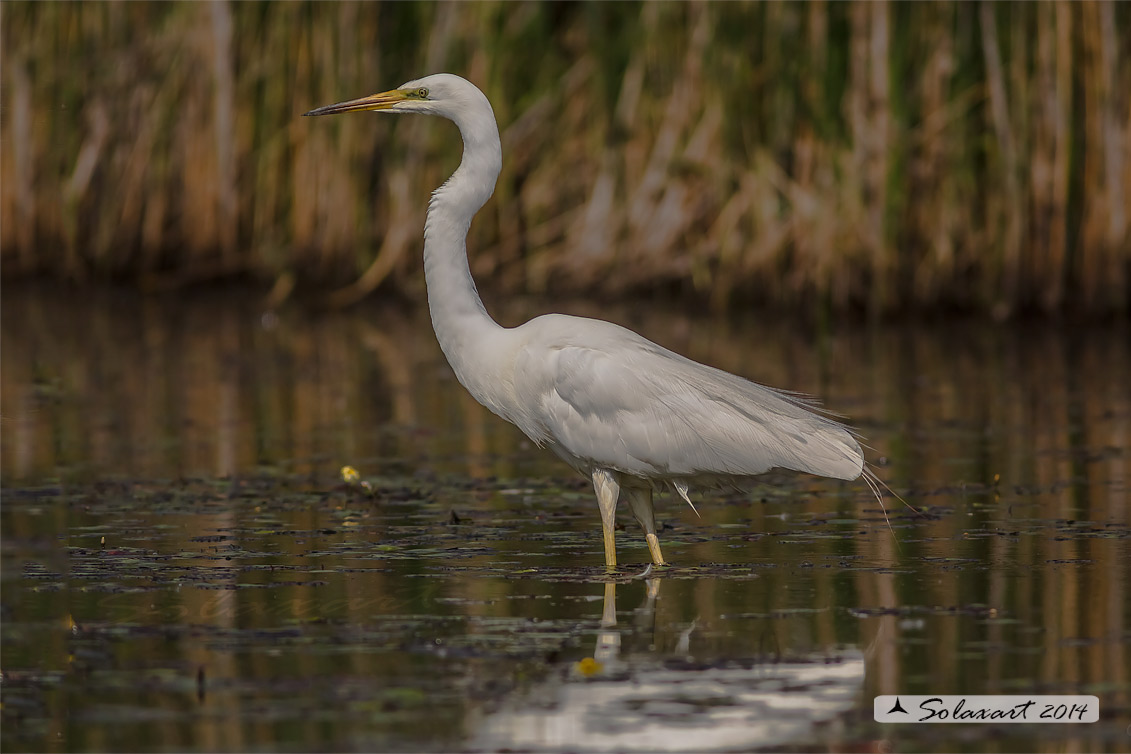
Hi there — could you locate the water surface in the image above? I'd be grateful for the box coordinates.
[2,287,1128,752]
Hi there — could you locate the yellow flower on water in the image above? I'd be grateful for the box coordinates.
[341,466,360,483]
[574,657,603,677]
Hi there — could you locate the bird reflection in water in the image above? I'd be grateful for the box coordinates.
[470,575,865,752]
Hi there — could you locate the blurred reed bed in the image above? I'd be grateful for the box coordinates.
[1,1,1127,316]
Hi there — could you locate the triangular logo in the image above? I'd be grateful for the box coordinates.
[887,697,908,714]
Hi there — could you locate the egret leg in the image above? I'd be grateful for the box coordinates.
[625,487,667,566]
[592,469,621,569]
[601,582,617,627]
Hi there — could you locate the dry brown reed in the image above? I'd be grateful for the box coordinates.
[1,1,1128,316]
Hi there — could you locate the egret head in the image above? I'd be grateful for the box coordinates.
[303,73,484,121]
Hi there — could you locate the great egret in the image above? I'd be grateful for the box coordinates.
[305,74,867,568]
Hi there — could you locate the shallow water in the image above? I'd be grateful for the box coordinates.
[2,287,1128,752]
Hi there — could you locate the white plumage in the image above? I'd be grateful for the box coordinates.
[305,73,865,567]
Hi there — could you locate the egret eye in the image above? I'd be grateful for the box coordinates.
[417,87,429,98]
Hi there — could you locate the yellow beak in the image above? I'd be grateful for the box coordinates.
[303,89,408,117]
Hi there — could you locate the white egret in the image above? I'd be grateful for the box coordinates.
[305,74,868,568]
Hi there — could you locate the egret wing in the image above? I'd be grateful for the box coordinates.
[513,319,862,482]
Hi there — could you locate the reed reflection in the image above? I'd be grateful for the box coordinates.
[4,290,1127,500]
[2,289,440,481]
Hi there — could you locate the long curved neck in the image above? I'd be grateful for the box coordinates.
[423,96,506,404]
